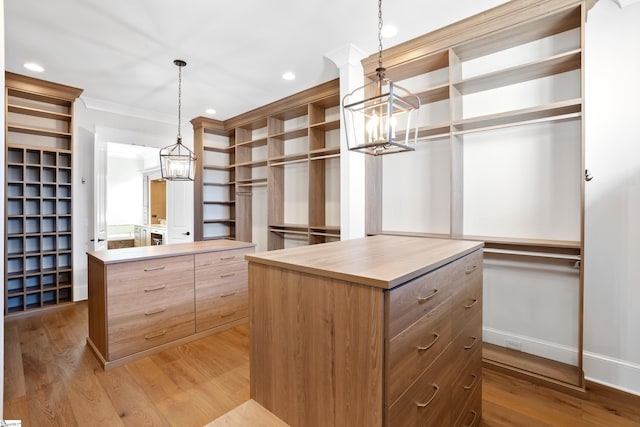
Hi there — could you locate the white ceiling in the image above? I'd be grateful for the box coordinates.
[5,0,516,124]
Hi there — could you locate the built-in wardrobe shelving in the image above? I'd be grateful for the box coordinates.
[4,72,83,319]
[192,79,341,252]
[362,0,594,394]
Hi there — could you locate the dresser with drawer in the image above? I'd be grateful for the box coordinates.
[87,239,254,369]
[246,235,483,427]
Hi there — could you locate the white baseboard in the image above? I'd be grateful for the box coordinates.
[484,327,640,396]
[483,327,578,365]
[584,351,640,397]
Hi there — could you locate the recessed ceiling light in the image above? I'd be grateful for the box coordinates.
[24,62,45,72]
[381,25,398,38]
[205,108,217,115]
[282,72,296,81]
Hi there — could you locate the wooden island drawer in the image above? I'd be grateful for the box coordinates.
[451,348,482,419]
[452,250,483,335]
[388,345,455,427]
[387,297,452,405]
[195,247,253,268]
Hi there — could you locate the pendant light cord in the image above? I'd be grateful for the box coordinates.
[177,63,182,141]
[377,0,384,69]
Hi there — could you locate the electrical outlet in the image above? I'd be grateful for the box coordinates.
[505,340,522,351]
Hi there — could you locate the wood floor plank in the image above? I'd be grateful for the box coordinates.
[3,324,26,400]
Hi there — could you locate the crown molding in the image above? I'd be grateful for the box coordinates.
[81,95,175,125]
[612,0,640,7]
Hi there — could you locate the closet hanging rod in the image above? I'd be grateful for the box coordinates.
[483,248,581,261]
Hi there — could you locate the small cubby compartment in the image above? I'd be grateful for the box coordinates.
[7,258,24,275]
[42,254,57,271]
[43,290,57,306]
[57,199,71,215]
[25,217,41,234]
[42,151,57,166]
[25,199,40,215]
[42,167,57,183]
[58,216,71,232]
[8,182,23,197]
[25,275,41,291]
[7,147,24,164]
[26,150,41,165]
[58,168,71,184]
[58,287,73,303]
[58,253,72,269]
[58,152,71,168]
[7,237,24,255]
[7,295,25,313]
[42,217,57,233]
[25,292,41,310]
[57,184,71,198]
[25,166,41,182]
[57,235,71,251]
[42,199,56,215]
[7,277,24,294]
[25,236,41,254]
[42,235,57,252]
[42,184,56,198]
[42,273,57,288]
[58,271,72,285]
[8,218,24,235]
[25,183,41,197]
[8,199,24,216]
[25,256,41,273]
[7,165,24,182]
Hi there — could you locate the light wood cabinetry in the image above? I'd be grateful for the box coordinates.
[246,235,483,427]
[363,0,592,392]
[4,72,83,319]
[86,240,254,369]
[192,79,341,251]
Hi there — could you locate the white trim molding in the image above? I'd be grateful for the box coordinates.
[611,0,640,8]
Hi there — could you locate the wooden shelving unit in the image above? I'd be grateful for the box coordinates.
[4,72,83,319]
[192,79,341,251]
[363,0,593,393]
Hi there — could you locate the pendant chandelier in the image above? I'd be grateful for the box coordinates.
[160,59,196,180]
[342,0,421,155]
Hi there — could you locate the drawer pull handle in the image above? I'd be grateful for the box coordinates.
[144,285,167,293]
[144,330,167,340]
[417,333,440,351]
[464,336,478,350]
[416,384,439,408]
[220,273,236,278]
[465,265,478,274]
[220,292,236,298]
[417,289,439,303]
[220,255,236,261]
[464,298,478,309]
[145,307,166,316]
[221,311,236,318]
[143,266,165,272]
[463,410,478,427]
[463,373,478,390]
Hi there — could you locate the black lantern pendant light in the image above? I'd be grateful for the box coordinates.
[342,0,421,155]
[160,59,196,180]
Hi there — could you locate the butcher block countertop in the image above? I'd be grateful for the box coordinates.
[245,235,483,290]
[87,239,254,264]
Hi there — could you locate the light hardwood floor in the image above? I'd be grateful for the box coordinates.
[4,302,640,426]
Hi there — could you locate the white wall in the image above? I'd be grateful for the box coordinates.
[583,0,640,394]
[106,155,144,225]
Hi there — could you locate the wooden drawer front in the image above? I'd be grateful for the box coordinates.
[452,250,483,336]
[194,247,253,269]
[388,345,454,427]
[108,298,195,360]
[387,259,458,338]
[451,309,483,371]
[451,346,482,419]
[387,298,452,405]
[195,258,248,332]
[107,255,194,312]
[453,384,482,427]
